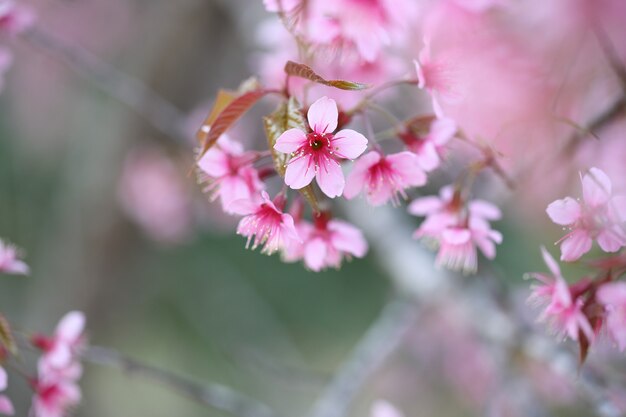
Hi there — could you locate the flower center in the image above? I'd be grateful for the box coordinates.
[307,132,332,151]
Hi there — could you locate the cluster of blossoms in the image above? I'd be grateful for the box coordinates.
[0,311,85,417]
[529,168,626,357]
[0,0,35,93]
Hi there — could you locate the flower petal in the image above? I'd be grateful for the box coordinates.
[284,155,316,190]
[0,395,13,416]
[546,197,580,226]
[329,220,368,257]
[582,167,612,207]
[407,196,443,216]
[315,158,345,198]
[560,229,593,262]
[469,199,501,221]
[386,152,426,188]
[540,246,561,278]
[274,128,307,154]
[57,311,85,342]
[304,238,327,272]
[331,129,368,159]
[307,96,338,134]
[343,152,380,200]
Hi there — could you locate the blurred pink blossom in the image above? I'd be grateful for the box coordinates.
[371,400,404,417]
[0,367,13,416]
[547,167,626,261]
[344,151,426,206]
[274,96,368,198]
[400,117,456,172]
[0,238,29,275]
[596,282,626,351]
[0,0,35,35]
[32,311,86,370]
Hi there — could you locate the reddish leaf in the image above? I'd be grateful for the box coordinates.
[284,61,369,91]
[196,90,236,145]
[0,314,16,355]
[200,89,272,154]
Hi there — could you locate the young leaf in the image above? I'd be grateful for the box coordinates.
[0,314,17,355]
[199,89,272,154]
[284,61,369,91]
[196,90,236,145]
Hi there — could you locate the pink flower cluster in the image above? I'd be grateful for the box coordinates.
[31,311,85,417]
[408,186,502,274]
[0,0,35,93]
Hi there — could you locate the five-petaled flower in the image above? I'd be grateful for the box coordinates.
[547,167,626,262]
[274,96,368,198]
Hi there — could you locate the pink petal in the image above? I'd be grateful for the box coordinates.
[597,282,626,307]
[469,200,501,221]
[315,158,345,198]
[386,152,426,187]
[560,229,593,262]
[597,228,625,253]
[56,311,85,342]
[414,142,440,172]
[610,195,626,222]
[0,395,13,416]
[429,117,456,146]
[5,260,28,275]
[227,197,259,216]
[0,368,6,391]
[331,129,368,160]
[281,214,302,244]
[284,155,316,189]
[371,400,404,417]
[442,228,471,245]
[219,176,254,212]
[344,152,380,200]
[307,96,338,134]
[540,246,561,278]
[274,128,307,154]
[407,196,443,216]
[546,197,580,226]
[304,238,327,272]
[45,345,72,368]
[582,167,612,207]
[197,148,229,178]
[329,220,368,257]
[475,235,496,259]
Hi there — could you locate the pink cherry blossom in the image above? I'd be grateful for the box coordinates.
[546,167,626,262]
[31,371,81,417]
[197,135,265,213]
[274,96,368,198]
[0,239,29,275]
[229,191,300,255]
[0,367,14,416]
[344,151,426,206]
[0,1,35,35]
[596,282,626,351]
[399,117,457,172]
[32,311,86,370]
[408,186,502,273]
[283,214,367,271]
[371,400,404,417]
[414,36,462,117]
[528,247,593,342]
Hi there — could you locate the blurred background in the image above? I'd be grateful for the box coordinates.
[0,0,625,416]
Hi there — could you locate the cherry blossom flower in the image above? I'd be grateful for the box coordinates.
[414,36,462,117]
[528,247,593,342]
[31,371,81,417]
[197,135,264,213]
[274,96,368,198]
[371,400,404,417]
[408,186,502,273]
[283,213,367,271]
[399,117,457,172]
[596,282,626,351]
[547,167,626,262]
[0,239,29,275]
[0,1,35,35]
[32,311,86,370]
[344,151,426,206]
[229,191,300,255]
[0,367,14,416]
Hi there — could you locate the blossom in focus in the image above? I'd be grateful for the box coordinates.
[230,191,300,255]
[528,247,593,342]
[32,311,86,370]
[344,151,426,206]
[283,214,367,271]
[596,282,626,351]
[546,167,626,262]
[0,367,14,415]
[274,96,368,198]
[371,400,404,417]
[408,186,502,273]
[399,117,456,172]
[0,238,29,275]
[414,36,462,117]
[197,135,265,213]
[0,0,35,35]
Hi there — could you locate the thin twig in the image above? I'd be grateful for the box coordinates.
[20,27,190,144]
[82,346,283,417]
[307,297,418,417]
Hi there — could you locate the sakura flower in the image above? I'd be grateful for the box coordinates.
[32,311,86,370]
[0,0,35,35]
[399,117,457,172]
[527,247,593,342]
[414,36,462,117]
[274,96,368,198]
[31,371,81,417]
[344,151,426,206]
[596,282,626,351]
[283,213,367,271]
[0,238,29,275]
[197,135,264,213]
[0,367,14,415]
[371,400,404,417]
[230,191,300,255]
[408,186,502,273]
[547,167,626,262]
